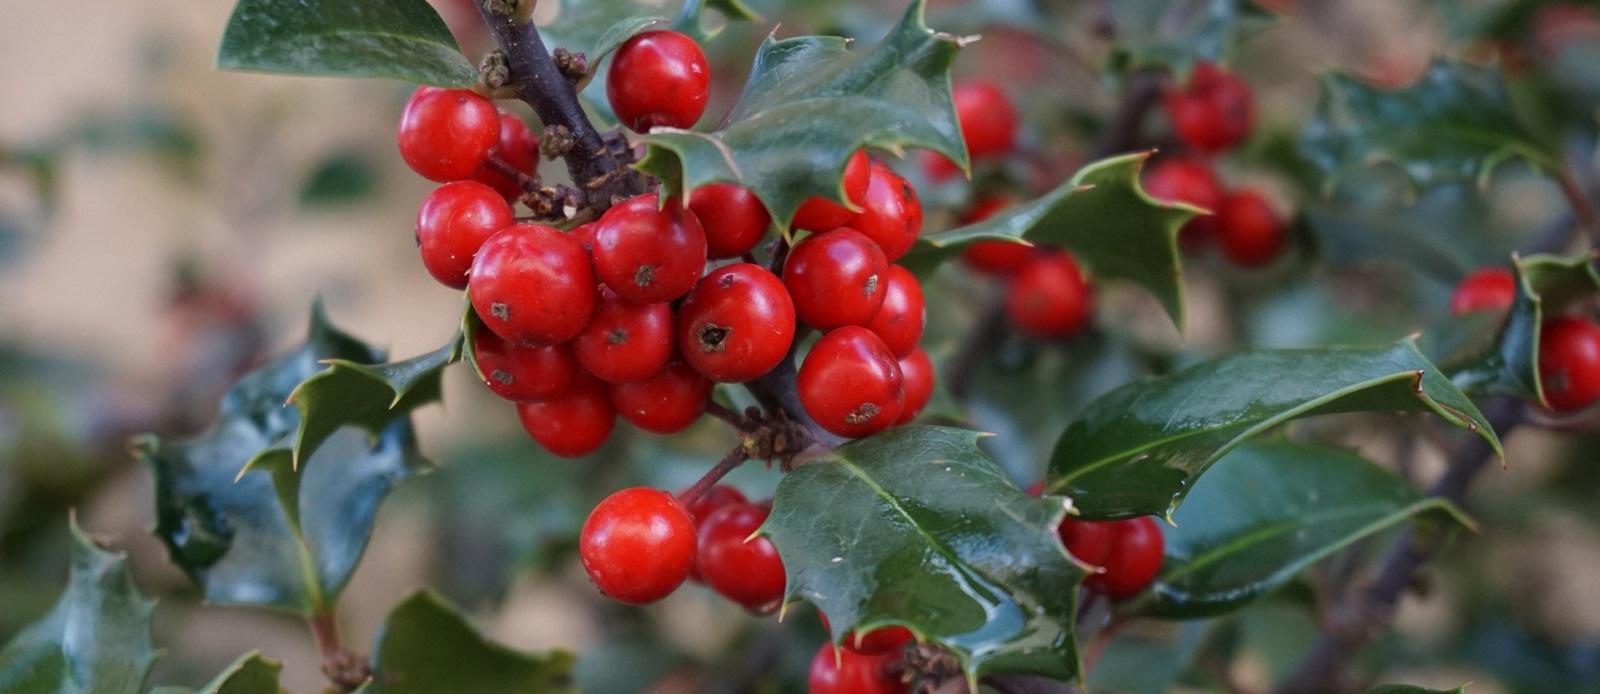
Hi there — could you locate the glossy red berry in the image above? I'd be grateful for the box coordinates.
[470,224,599,344]
[697,502,786,613]
[515,373,615,457]
[799,327,905,438]
[471,328,579,402]
[793,150,873,232]
[610,362,712,434]
[865,266,925,358]
[691,183,771,259]
[592,194,709,304]
[1164,62,1255,153]
[1143,157,1224,249]
[1216,189,1286,267]
[1085,517,1164,600]
[1006,252,1093,339]
[848,162,923,262]
[807,643,903,694]
[607,30,709,132]
[574,289,674,383]
[1056,518,1116,568]
[1539,315,1600,412]
[679,263,797,383]
[784,228,890,330]
[952,81,1019,159]
[416,181,514,289]
[472,111,539,200]
[579,487,697,605]
[959,197,1033,275]
[397,87,500,182]
[817,613,915,656]
[684,485,747,525]
[894,348,934,425]
[1450,267,1516,316]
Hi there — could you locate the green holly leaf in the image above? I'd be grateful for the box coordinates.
[133,302,432,614]
[763,426,1089,685]
[150,652,284,694]
[545,0,758,56]
[1047,338,1502,520]
[904,151,1199,329]
[0,518,157,694]
[1301,58,1559,192]
[364,592,576,693]
[217,0,474,85]
[1128,440,1471,618]
[636,0,969,235]
[1107,0,1274,75]
[1305,182,1521,282]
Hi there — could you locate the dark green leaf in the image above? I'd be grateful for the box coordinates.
[1085,621,1212,693]
[1107,0,1274,75]
[0,519,157,694]
[545,0,757,56]
[905,152,1198,329]
[763,426,1089,684]
[298,152,379,208]
[150,652,284,694]
[1047,339,1502,520]
[217,0,475,85]
[1131,440,1471,618]
[636,0,968,234]
[365,592,575,693]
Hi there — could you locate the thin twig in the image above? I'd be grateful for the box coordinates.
[679,445,751,506]
[706,400,747,429]
[944,294,1008,401]
[483,154,541,192]
[308,608,369,691]
[1556,166,1600,244]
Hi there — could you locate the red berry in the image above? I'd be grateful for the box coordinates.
[470,224,599,344]
[571,222,597,253]
[472,111,539,200]
[817,613,915,656]
[894,348,934,425]
[691,183,771,259]
[397,87,500,182]
[574,288,674,383]
[1006,252,1093,339]
[1088,517,1164,600]
[798,327,905,438]
[952,81,1019,159]
[959,197,1033,275]
[471,328,579,402]
[847,162,923,262]
[1449,267,1516,316]
[918,150,963,182]
[607,30,709,132]
[1539,315,1600,412]
[1163,62,1255,153]
[515,373,615,457]
[592,194,709,304]
[609,361,712,434]
[1143,157,1224,249]
[684,485,747,525]
[579,487,696,604]
[678,263,797,383]
[865,265,925,358]
[416,181,514,289]
[807,643,904,694]
[784,228,890,330]
[1056,518,1115,568]
[697,502,786,613]
[793,150,872,232]
[1215,188,1286,267]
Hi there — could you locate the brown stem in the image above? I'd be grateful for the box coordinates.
[943,294,1008,401]
[706,400,748,429]
[484,154,540,192]
[308,608,370,691]
[1556,166,1600,244]
[679,446,750,506]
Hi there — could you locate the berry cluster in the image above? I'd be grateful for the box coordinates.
[1029,482,1165,599]
[1449,267,1600,413]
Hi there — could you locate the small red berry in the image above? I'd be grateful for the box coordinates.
[697,501,786,613]
[610,361,712,434]
[1215,188,1286,267]
[1163,62,1255,154]
[865,265,925,358]
[918,150,963,183]
[799,327,905,438]
[397,87,500,182]
[607,30,709,132]
[784,228,890,330]
[807,643,904,694]
[470,224,599,344]
[1450,267,1516,316]
[471,328,579,402]
[579,487,697,605]
[691,183,771,259]
[472,111,539,200]
[952,81,1019,159]
[894,348,934,425]
[416,181,513,289]
[574,289,674,384]
[959,196,1033,275]
[679,263,797,383]
[515,373,615,457]
[793,150,873,232]
[1056,518,1116,568]
[1090,517,1165,600]
[848,162,923,262]
[1006,252,1093,339]
[592,194,709,304]
[1143,158,1224,249]
[1539,315,1600,412]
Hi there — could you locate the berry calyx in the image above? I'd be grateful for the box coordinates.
[696,501,786,613]
[784,228,890,330]
[1539,315,1600,412]
[1006,252,1094,339]
[894,348,934,425]
[579,487,697,605]
[607,30,710,132]
[1449,267,1516,316]
[1163,62,1255,153]
[397,87,500,182]
[470,223,599,345]
[952,81,1019,159]
[691,183,772,259]
[610,361,712,434]
[573,289,674,384]
[592,194,709,304]
[515,373,615,457]
[1142,157,1224,249]
[472,111,539,200]
[471,329,579,403]
[798,326,905,438]
[1216,188,1286,267]
[807,643,904,694]
[415,181,514,289]
[793,149,873,232]
[865,265,925,358]
[1083,517,1165,600]
[848,161,924,262]
[678,263,797,383]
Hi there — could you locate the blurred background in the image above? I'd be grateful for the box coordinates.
[2,0,1599,692]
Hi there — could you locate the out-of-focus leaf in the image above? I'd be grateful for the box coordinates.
[1364,686,1468,694]
[363,592,575,693]
[298,152,379,208]
[1306,182,1520,282]
[1107,0,1274,75]
[217,0,475,85]
[149,652,284,694]
[1086,621,1212,693]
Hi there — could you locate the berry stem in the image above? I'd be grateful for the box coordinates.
[307,607,370,692]
[1556,165,1600,244]
[484,154,541,192]
[705,400,747,429]
[680,445,751,506]
[943,294,1007,401]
